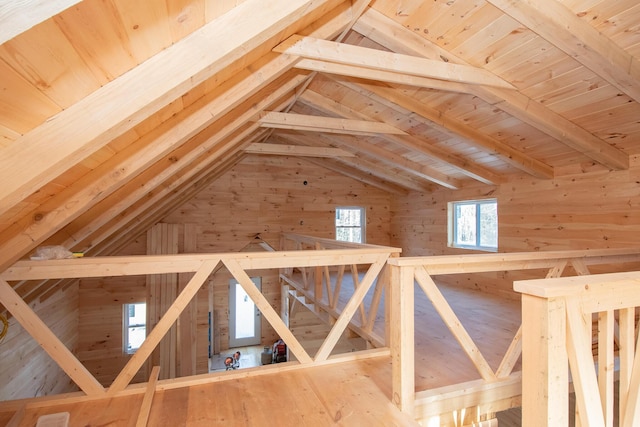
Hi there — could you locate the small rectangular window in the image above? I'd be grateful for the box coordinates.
[123,303,146,354]
[449,199,497,251]
[336,207,365,243]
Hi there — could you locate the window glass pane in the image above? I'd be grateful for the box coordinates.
[337,227,361,243]
[335,208,361,227]
[335,207,364,243]
[128,325,146,351]
[455,204,477,246]
[451,199,497,251]
[125,303,146,353]
[479,202,498,248]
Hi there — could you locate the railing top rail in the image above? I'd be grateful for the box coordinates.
[515,270,640,299]
[1,247,398,281]
[387,247,640,274]
[281,233,402,252]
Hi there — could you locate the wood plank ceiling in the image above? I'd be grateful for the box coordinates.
[0,0,639,285]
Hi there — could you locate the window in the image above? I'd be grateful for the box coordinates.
[335,207,365,243]
[123,303,146,354]
[449,199,497,251]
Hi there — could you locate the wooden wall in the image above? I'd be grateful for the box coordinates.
[391,157,640,297]
[78,275,148,386]
[163,155,393,250]
[75,154,393,382]
[0,283,79,400]
[162,154,393,353]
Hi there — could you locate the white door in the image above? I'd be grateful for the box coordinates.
[228,277,261,347]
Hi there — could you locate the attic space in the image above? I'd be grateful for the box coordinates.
[1,0,640,426]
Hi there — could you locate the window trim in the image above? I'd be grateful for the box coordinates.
[123,302,146,355]
[335,206,366,243]
[449,198,498,252]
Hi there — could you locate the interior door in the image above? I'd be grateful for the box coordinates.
[228,277,261,347]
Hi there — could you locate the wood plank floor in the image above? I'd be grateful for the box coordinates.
[0,279,524,426]
[1,356,421,426]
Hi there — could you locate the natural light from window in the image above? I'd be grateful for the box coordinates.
[123,303,146,354]
[449,199,497,251]
[335,207,365,243]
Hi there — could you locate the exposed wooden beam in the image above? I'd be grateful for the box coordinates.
[245,142,355,157]
[295,58,473,93]
[298,89,502,185]
[1,250,398,281]
[273,132,434,192]
[354,8,629,171]
[66,93,298,256]
[0,0,336,218]
[135,366,160,427]
[90,152,247,258]
[274,35,514,90]
[277,131,461,190]
[486,0,640,104]
[37,4,358,258]
[336,78,555,179]
[0,70,307,271]
[0,0,82,44]
[257,111,407,135]
[303,157,410,195]
[108,259,218,394]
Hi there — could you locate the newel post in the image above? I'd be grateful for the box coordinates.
[389,262,415,416]
[518,291,569,426]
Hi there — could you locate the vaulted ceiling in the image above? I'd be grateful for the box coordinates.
[1,0,639,279]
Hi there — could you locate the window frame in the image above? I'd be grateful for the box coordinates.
[449,198,498,252]
[123,302,146,355]
[335,206,366,244]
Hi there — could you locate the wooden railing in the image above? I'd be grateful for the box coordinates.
[386,248,640,424]
[516,270,640,427]
[0,235,401,398]
[279,233,399,348]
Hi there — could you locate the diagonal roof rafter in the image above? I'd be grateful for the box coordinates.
[353,8,629,171]
[485,0,640,104]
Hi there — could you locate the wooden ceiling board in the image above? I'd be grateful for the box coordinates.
[396,0,490,51]
[0,59,61,135]
[432,3,504,53]
[497,43,576,90]
[0,19,101,109]
[0,0,639,271]
[166,0,207,42]
[109,0,173,64]
[452,13,523,63]
[525,67,610,107]
[52,0,138,85]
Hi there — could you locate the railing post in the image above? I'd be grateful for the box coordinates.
[389,263,415,416]
[521,293,568,427]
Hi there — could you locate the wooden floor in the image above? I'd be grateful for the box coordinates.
[1,356,420,427]
[0,280,523,426]
[329,274,522,391]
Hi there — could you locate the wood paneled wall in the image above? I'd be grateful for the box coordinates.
[78,275,148,386]
[162,155,393,250]
[162,154,393,352]
[391,157,640,297]
[0,283,78,400]
[75,155,393,381]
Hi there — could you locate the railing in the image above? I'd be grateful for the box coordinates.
[279,233,399,348]
[0,235,401,398]
[386,248,640,425]
[516,270,640,427]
